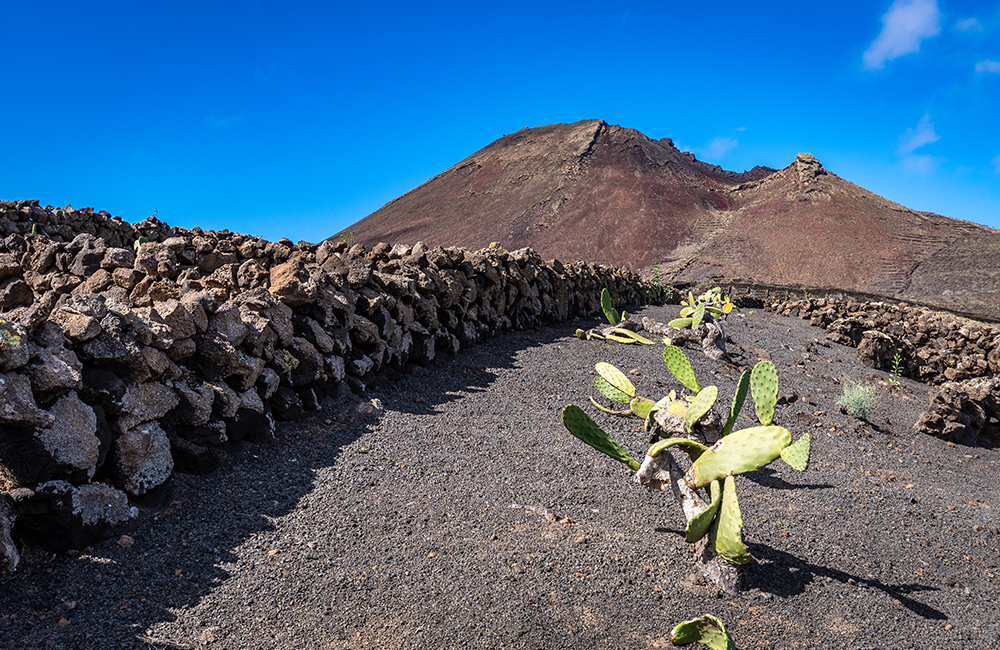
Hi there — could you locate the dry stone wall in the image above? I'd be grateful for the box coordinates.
[0,200,666,576]
[761,295,1000,445]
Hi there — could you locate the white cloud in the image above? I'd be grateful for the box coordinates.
[954,17,982,32]
[902,154,938,173]
[699,137,739,162]
[863,0,941,70]
[975,60,1000,73]
[898,114,939,156]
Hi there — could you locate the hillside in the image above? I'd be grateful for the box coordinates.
[348,120,1000,320]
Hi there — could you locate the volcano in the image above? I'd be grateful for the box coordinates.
[347,120,1000,320]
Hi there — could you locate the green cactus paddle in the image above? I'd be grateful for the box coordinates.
[687,425,792,488]
[710,475,751,564]
[750,361,779,425]
[685,385,718,432]
[561,405,639,471]
[663,346,701,393]
[780,432,811,471]
[600,288,620,325]
[670,614,736,650]
[723,370,750,436]
[686,478,722,543]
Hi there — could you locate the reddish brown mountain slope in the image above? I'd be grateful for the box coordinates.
[348,120,1000,319]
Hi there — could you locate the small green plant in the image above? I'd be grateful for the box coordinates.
[280,349,300,375]
[339,230,358,246]
[836,379,879,420]
[133,236,149,254]
[671,614,736,650]
[0,318,23,354]
[887,352,904,387]
[31,223,39,235]
[647,261,675,302]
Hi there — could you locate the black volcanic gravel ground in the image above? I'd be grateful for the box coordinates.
[1,305,998,649]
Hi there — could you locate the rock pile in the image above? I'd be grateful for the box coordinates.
[912,376,1000,446]
[0,200,663,576]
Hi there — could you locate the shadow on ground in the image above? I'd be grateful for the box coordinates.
[0,321,571,649]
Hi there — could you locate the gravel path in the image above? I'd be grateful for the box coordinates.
[2,306,998,649]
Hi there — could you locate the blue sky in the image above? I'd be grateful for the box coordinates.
[2,1,998,244]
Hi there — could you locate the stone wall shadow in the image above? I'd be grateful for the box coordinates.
[0,321,572,649]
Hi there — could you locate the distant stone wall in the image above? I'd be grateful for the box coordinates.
[0,204,666,575]
[761,296,1000,384]
[761,296,1000,446]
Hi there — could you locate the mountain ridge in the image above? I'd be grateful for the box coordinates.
[348,119,1000,320]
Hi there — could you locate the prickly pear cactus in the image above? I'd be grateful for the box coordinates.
[668,317,694,329]
[710,475,751,564]
[600,288,620,325]
[687,425,792,488]
[685,385,718,432]
[780,432,811,471]
[670,614,736,650]
[723,370,750,436]
[561,405,639,471]
[750,361,779,425]
[663,345,701,393]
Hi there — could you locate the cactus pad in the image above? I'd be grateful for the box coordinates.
[629,397,656,420]
[593,376,632,405]
[723,370,750,436]
[600,288,620,325]
[561,405,639,471]
[685,385,718,432]
[604,333,636,344]
[588,396,631,416]
[750,360,779,425]
[691,301,706,329]
[613,328,655,345]
[595,362,635,400]
[668,317,693,329]
[686,478,722,543]
[687,425,792,487]
[710,475,751,564]
[646,437,708,462]
[670,614,735,650]
[663,346,701,393]
[780,432,811,471]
